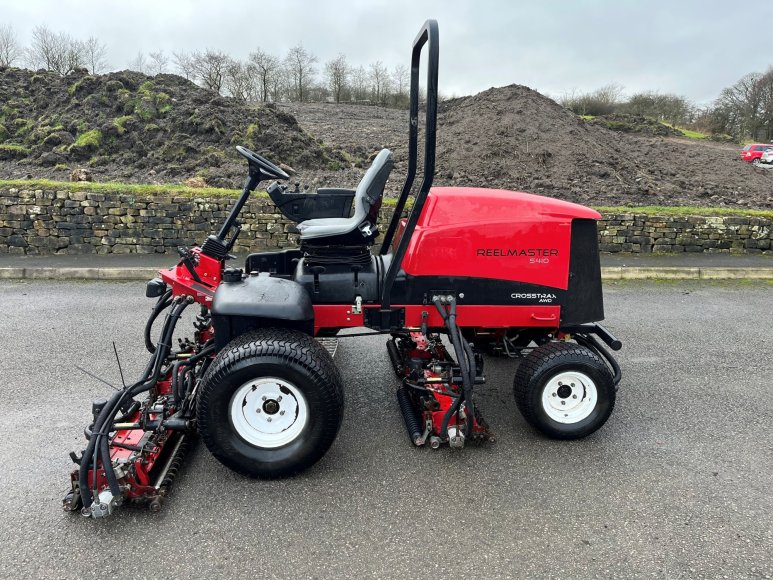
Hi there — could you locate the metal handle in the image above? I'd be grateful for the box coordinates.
[531,313,557,321]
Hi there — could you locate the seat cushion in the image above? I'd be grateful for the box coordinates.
[295,218,354,240]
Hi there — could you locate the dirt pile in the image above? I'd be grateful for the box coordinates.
[434,85,773,208]
[283,87,773,209]
[0,67,344,187]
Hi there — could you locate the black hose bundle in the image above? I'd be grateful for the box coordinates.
[145,290,173,354]
[433,298,476,440]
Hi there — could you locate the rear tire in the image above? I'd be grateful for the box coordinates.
[513,341,614,439]
[197,329,344,478]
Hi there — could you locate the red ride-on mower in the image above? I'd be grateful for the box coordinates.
[64,20,622,518]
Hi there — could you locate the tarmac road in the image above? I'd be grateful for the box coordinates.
[0,280,771,579]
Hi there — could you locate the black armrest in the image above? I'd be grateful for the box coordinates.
[316,188,356,196]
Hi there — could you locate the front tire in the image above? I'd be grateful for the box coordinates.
[752,158,761,165]
[197,329,344,478]
[513,341,615,439]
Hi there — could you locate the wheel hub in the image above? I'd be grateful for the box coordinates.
[542,371,598,424]
[230,378,308,448]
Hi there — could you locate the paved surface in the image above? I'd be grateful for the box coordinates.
[0,280,771,578]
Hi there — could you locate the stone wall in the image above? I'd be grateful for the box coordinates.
[1,187,771,255]
[597,214,771,254]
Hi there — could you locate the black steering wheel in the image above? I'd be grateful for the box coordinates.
[236,145,289,180]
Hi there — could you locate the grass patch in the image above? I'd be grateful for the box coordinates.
[0,144,32,155]
[138,81,155,96]
[595,205,773,219]
[660,121,708,139]
[112,115,134,135]
[73,129,103,149]
[68,75,95,95]
[13,118,34,137]
[0,178,263,198]
[580,114,596,120]
[156,92,172,114]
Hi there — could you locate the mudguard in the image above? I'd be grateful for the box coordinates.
[211,274,314,348]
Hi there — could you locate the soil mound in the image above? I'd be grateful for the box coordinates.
[0,67,344,187]
[434,85,773,208]
[283,87,773,209]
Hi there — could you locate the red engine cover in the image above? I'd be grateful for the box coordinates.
[400,187,601,291]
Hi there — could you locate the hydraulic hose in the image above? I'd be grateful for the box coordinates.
[434,298,476,440]
[448,300,475,439]
[145,290,173,354]
[460,329,477,439]
[78,390,121,509]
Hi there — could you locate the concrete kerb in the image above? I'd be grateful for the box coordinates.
[1,266,772,281]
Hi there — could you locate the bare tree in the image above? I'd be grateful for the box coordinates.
[392,64,409,96]
[83,36,108,74]
[619,91,694,126]
[172,51,196,80]
[390,64,410,109]
[369,60,389,105]
[715,72,764,139]
[271,67,289,103]
[285,44,317,102]
[128,51,148,73]
[27,25,86,75]
[148,51,168,75]
[190,49,230,93]
[0,24,22,67]
[325,54,348,104]
[350,65,368,101]
[224,59,258,101]
[560,83,623,116]
[249,48,280,102]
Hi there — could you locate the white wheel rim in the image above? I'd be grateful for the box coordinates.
[541,371,597,424]
[229,377,308,448]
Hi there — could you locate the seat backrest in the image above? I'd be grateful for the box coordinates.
[353,148,393,225]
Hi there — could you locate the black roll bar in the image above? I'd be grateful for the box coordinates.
[379,19,439,313]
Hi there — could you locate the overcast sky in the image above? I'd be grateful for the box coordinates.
[3,0,771,105]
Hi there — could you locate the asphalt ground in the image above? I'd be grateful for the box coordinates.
[0,280,771,579]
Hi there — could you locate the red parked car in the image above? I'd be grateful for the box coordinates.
[740,143,773,164]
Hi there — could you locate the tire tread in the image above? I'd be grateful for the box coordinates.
[197,328,344,478]
[513,341,615,439]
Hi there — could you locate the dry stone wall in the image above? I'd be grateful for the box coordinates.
[1,187,771,255]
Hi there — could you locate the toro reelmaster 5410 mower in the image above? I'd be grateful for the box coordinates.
[64,20,622,518]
